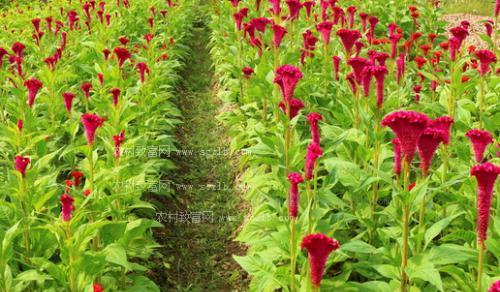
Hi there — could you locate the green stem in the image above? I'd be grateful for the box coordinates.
[306,180,313,234]
[477,240,485,292]
[401,158,410,292]
[290,217,296,292]
[478,77,485,128]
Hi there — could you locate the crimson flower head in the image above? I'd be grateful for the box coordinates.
[118,36,129,45]
[249,17,271,33]
[70,171,84,186]
[62,92,76,113]
[392,138,402,175]
[93,283,104,292]
[466,129,493,163]
[113,47,131,67]
[24,78,43,108]
[301,233,340,289]
[413,85,422,102]
[12,42,25,57]
[274,65,303,103]
[336,29,361,54]
[372,66,388,108]
[470,162,500,242]
[97,73,104,85]
[288,172,303,218]
[417,127,445,176]
[110,88,121,107]
[450,26,468,49]
[81,82,92,100]
[60,193,75,222]
[279,97,304,119]
[233,8,248,30]
[382,111,430,163]
[307,112,323,145]
[305,142,323,180]
[489,280,500,292]
[414,56,426,69]
[430,116,454,145]
[15,156,30,177]
[136,62,150,83]
[242,67,254,79]
[17,120,23,132]
[347,6,357,28]
[81,113,105,145]
[103,49,111,60]
[396,54,405,83]
[113,130,125,159]
[484,21,493,38]
[32,18,41,32]
[271,24,287,48]
[347,57,370,84]
[332,56,341,80]
[316,21,334,45]
[475,50,497,76]
[286,0,302,20]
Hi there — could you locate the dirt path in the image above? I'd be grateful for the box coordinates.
[148,12,248,292]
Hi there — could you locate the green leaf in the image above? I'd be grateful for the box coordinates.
[406,255,443,291]
[103,243,130,269]
[341,240,379,254]
[424,212,464,249]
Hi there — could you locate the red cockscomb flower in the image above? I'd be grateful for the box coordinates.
[286,0,301,20]
[484,21,493,38]
[336,29,361,55]
[110,88,121,107]
[332,56,341,81]
[70,171,84,186]
[274,65,303,104]
[17,120,23,132]
[60,193,74,222]
[316,21,334,45]
[489,280,500,292]
[417,127,445,176]
[392,138,402,175]
[466,129,494,163]
[242,66,254,79]
[103,49,111,60]
[12,42,25,57]
[288,172,304,218]
[24,78,43,108]
[81,82,92,100]
[430,116,454,145]
[233,8,248,30]
[113,47,131,68]
[450,26,469,49]
[382,111,430,163]
[62,92,76,113]
[301,233,340,289]
[113,130,125,159]
[305,142,323,180]
[396,54,405,83]
[471,162,500,242]
[413,85,422,102]
[279,97,304,118]
[136,62,150,83]
[15,155,30,177]
[347,57,370,84]
[347,6,357,28]
[475,50,497,76]
[81,113,105,145]
[271,24,287,48]
[373,66,388,108]
[93,283,104,292]
[307,112,323,145]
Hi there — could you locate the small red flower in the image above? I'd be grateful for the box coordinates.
[466,129,494,163]
[373,66,388,108]
[62,92,76,113]
[279,98,304,119]
[271,24,287,48]
[470,162,500,242]
[392,138,402,175]
[15,155,30,177]
[12,42,25,57]
[136,62,150,83]
[336,29,361,55]
[417,127,445,176]
[347,57,370,84]
[24,78,43,108]
[307,112,323,145]
[274,65,303,104]
[430,116,454,145]
[305,142,323,180]
[475,50,497,76]
[60,193,75,222]
[288,172,304,218]
[316,21,334,45]
[113,130,125,159]
[110,88,121,107]
[301,233,340,289]
[242,67,254,79]
[17,120,23,132]
[83,189,92,197]
[81,82,92,100]
[81,113,105,145]
[285,0,302,20]
[70,171,84,187]
[382,111,430,163]
[113,47,131,68]
[332,56,341,81]
[489,280,500,292]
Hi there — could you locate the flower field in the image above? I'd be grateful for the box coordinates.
[0,0,498,291]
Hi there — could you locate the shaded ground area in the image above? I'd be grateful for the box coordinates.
[148,14,249,292]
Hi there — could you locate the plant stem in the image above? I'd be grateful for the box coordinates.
[416,175,427,253]
[476,240,485,292]
[19,177,31,263]
[401,158,410,292]
[290,217,296,292]
[306,179,313,234]
[478,77,485,128]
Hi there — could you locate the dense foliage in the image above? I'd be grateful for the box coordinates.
[0,0,194,291]
[209,0,499,291]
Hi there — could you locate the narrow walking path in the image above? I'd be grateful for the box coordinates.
[149,14,248,291]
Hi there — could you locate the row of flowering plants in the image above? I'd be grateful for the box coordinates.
[0,0,194,291]
[210,0,499,291]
